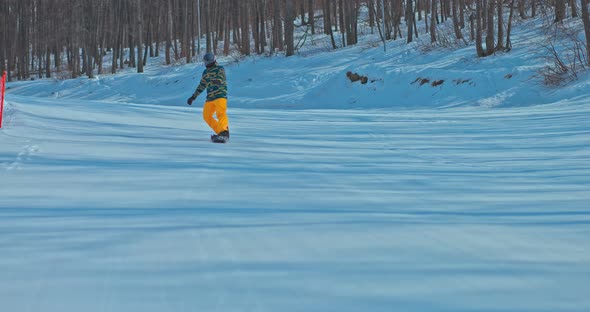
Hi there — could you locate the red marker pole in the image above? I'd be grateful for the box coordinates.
[0,71,6,128]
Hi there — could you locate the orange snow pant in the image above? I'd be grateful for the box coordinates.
[202,97,229,134]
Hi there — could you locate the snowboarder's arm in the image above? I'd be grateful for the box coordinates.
[192,74,208,98]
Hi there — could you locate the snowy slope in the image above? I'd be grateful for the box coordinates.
[1,16,590,312]
[10,19,589,110]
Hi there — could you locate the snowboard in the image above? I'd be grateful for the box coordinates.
[211,134,228,143]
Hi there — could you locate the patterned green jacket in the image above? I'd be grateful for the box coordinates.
[192,64,228,102]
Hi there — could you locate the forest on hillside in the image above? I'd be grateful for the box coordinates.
[1,0,589,82]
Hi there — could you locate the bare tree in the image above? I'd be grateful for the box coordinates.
[518,0,527,18]
[324,0,337,49]
[285,0,295,55]
[581,0,590,64]
[3,0,585,82]
[136,0,144,73]
[506,0,515,51]
[166,0,174,64]
[309,0,316,34]
[430,0,437,43]
[554,0,566,22]
[496,0,504,50]
[476,0,486,56]
[485,0,495,55]
[452,0,464,40]
[569,0,578,18]
[407,0,415,43]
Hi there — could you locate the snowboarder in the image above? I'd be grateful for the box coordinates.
[187,53,230,143]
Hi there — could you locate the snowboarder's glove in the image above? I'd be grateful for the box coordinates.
[187,95,197,105]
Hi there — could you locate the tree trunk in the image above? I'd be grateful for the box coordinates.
[309,0,315,34]
[518,0,526,19]
[324,0,337,49]
[285,0,295,56]
[496,0,504,50]
[570,0,578,18]
[506,0,515,51]
[273,0,284,51]
[485,0,495,55]
[452,0,463,40]
[166,0,173,65]
[581,0,590,64]
[224,0,231,55]
[459,0,465,28]
[555,0,566,22]
[407,0,414,43]
[475,0,486,57]
[430,0,437,43]
[136,0,144,73]
[241,0,251,55]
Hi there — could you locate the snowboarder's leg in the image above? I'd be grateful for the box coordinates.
[203,98,229,136]
[202,100,218,132]
[212,98,229,135]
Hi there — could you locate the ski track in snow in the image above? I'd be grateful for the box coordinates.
[1,96,589,312]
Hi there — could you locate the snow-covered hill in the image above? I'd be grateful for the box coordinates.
[8,18,590,110]
[1,14,589,312]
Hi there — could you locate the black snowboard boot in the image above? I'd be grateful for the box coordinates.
[211,129,229,143]
[218,129,230,138]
